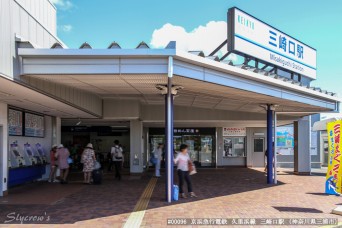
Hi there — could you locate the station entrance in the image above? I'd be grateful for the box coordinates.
[61,125,131,169]
[149,128,216,167]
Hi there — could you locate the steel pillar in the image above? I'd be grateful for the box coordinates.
[165,56,174,202]
[267,104,274,184]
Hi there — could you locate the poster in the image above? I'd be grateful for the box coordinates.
[276,126,294,155]
[8,109,23,136]
[223,138,233,157]
[25,113,45,137]
[325,120,342,195]
[276,126,294,147]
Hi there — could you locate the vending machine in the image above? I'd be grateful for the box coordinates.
[9,143,26,168]
[23,143,42,165]
[35,143,47,164]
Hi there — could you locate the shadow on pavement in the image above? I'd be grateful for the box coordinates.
[148,167,284,209]
[273,206,323,213]
[306,192,330,196]
[0,170,149,224]
[0,167,283,224]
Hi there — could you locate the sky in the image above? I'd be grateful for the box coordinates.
[51,0,342,94]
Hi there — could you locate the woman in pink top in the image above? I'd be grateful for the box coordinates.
[48,145,58,183]
[174,144,197,198]
[56,144,70,184]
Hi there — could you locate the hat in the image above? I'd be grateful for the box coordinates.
[52,144,57,149]
[57,144,64,149]
[86,143,93,149]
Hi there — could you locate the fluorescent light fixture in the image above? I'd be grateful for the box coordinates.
[75,118,82,126]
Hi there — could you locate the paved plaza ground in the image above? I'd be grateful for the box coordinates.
[0,167,341,227]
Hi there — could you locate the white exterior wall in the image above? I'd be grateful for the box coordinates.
[294,116,312,174]
[130,120,144,173]
[0,0,59,78]
[0,103,8,195]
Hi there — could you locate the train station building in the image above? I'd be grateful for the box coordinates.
[0,0,340,200]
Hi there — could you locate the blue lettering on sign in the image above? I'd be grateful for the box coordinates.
[269,30,277,47]
[268,31,305,61]
[289,41,295,55]
[279,35,287,52]
[297,44,304,59]
[238,15,254,30]
[235,34,316,70]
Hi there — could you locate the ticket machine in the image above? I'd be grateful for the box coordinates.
[9,143,26,168]
[23,143,42,165]
[35,143,48,164]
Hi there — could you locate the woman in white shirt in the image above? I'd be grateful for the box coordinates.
[174,144,197,198]
[153,143,163,177]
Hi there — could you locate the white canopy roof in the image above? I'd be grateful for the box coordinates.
[313,117,342,131]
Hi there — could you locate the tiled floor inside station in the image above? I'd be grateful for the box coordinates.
[0,168,341,227]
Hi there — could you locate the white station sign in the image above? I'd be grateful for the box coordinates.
[223,127,246,137]
[228,7,317,79]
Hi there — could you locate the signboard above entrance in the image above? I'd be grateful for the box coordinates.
[223,127,246,136]
[228,7,317,79]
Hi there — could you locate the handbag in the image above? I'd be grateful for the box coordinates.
[94,161,101,170]
[173,185,179,201]
[188,160,194,172]
[67,157,73,164]
[150,156,157,165]
[188,160,197,175]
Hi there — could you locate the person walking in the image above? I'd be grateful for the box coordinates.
[111,140,124,180]
[48,145,59,183]
[152,143,163,177]
[81,143,96,184]
[264,142,280,173]
[107,151,113,172]
[56,144,70,184]
[174,144,197,198]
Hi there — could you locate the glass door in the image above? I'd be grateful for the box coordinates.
[182,135,199,164]
[199,136,213,166]
[149,132,216,167]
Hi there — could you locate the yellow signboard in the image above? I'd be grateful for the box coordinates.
[325,120,342,195]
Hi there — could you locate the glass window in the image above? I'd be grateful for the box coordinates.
[254,138,264,152]
[200,136,213,166]
[223,137,246,157]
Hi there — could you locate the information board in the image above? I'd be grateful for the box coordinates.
[8,109,23,136]
[25,113,45,137]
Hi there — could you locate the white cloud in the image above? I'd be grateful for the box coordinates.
[227,53,238,62]
[150,21,228,56]
[50,0,74,11]
[60,24,72,32]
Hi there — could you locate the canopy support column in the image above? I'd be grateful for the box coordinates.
[165,56,174,203]
[267,104,274,184]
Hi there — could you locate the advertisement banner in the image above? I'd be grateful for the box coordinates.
[325,120,342,195]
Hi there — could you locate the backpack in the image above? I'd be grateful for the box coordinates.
[112,147,123,160]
